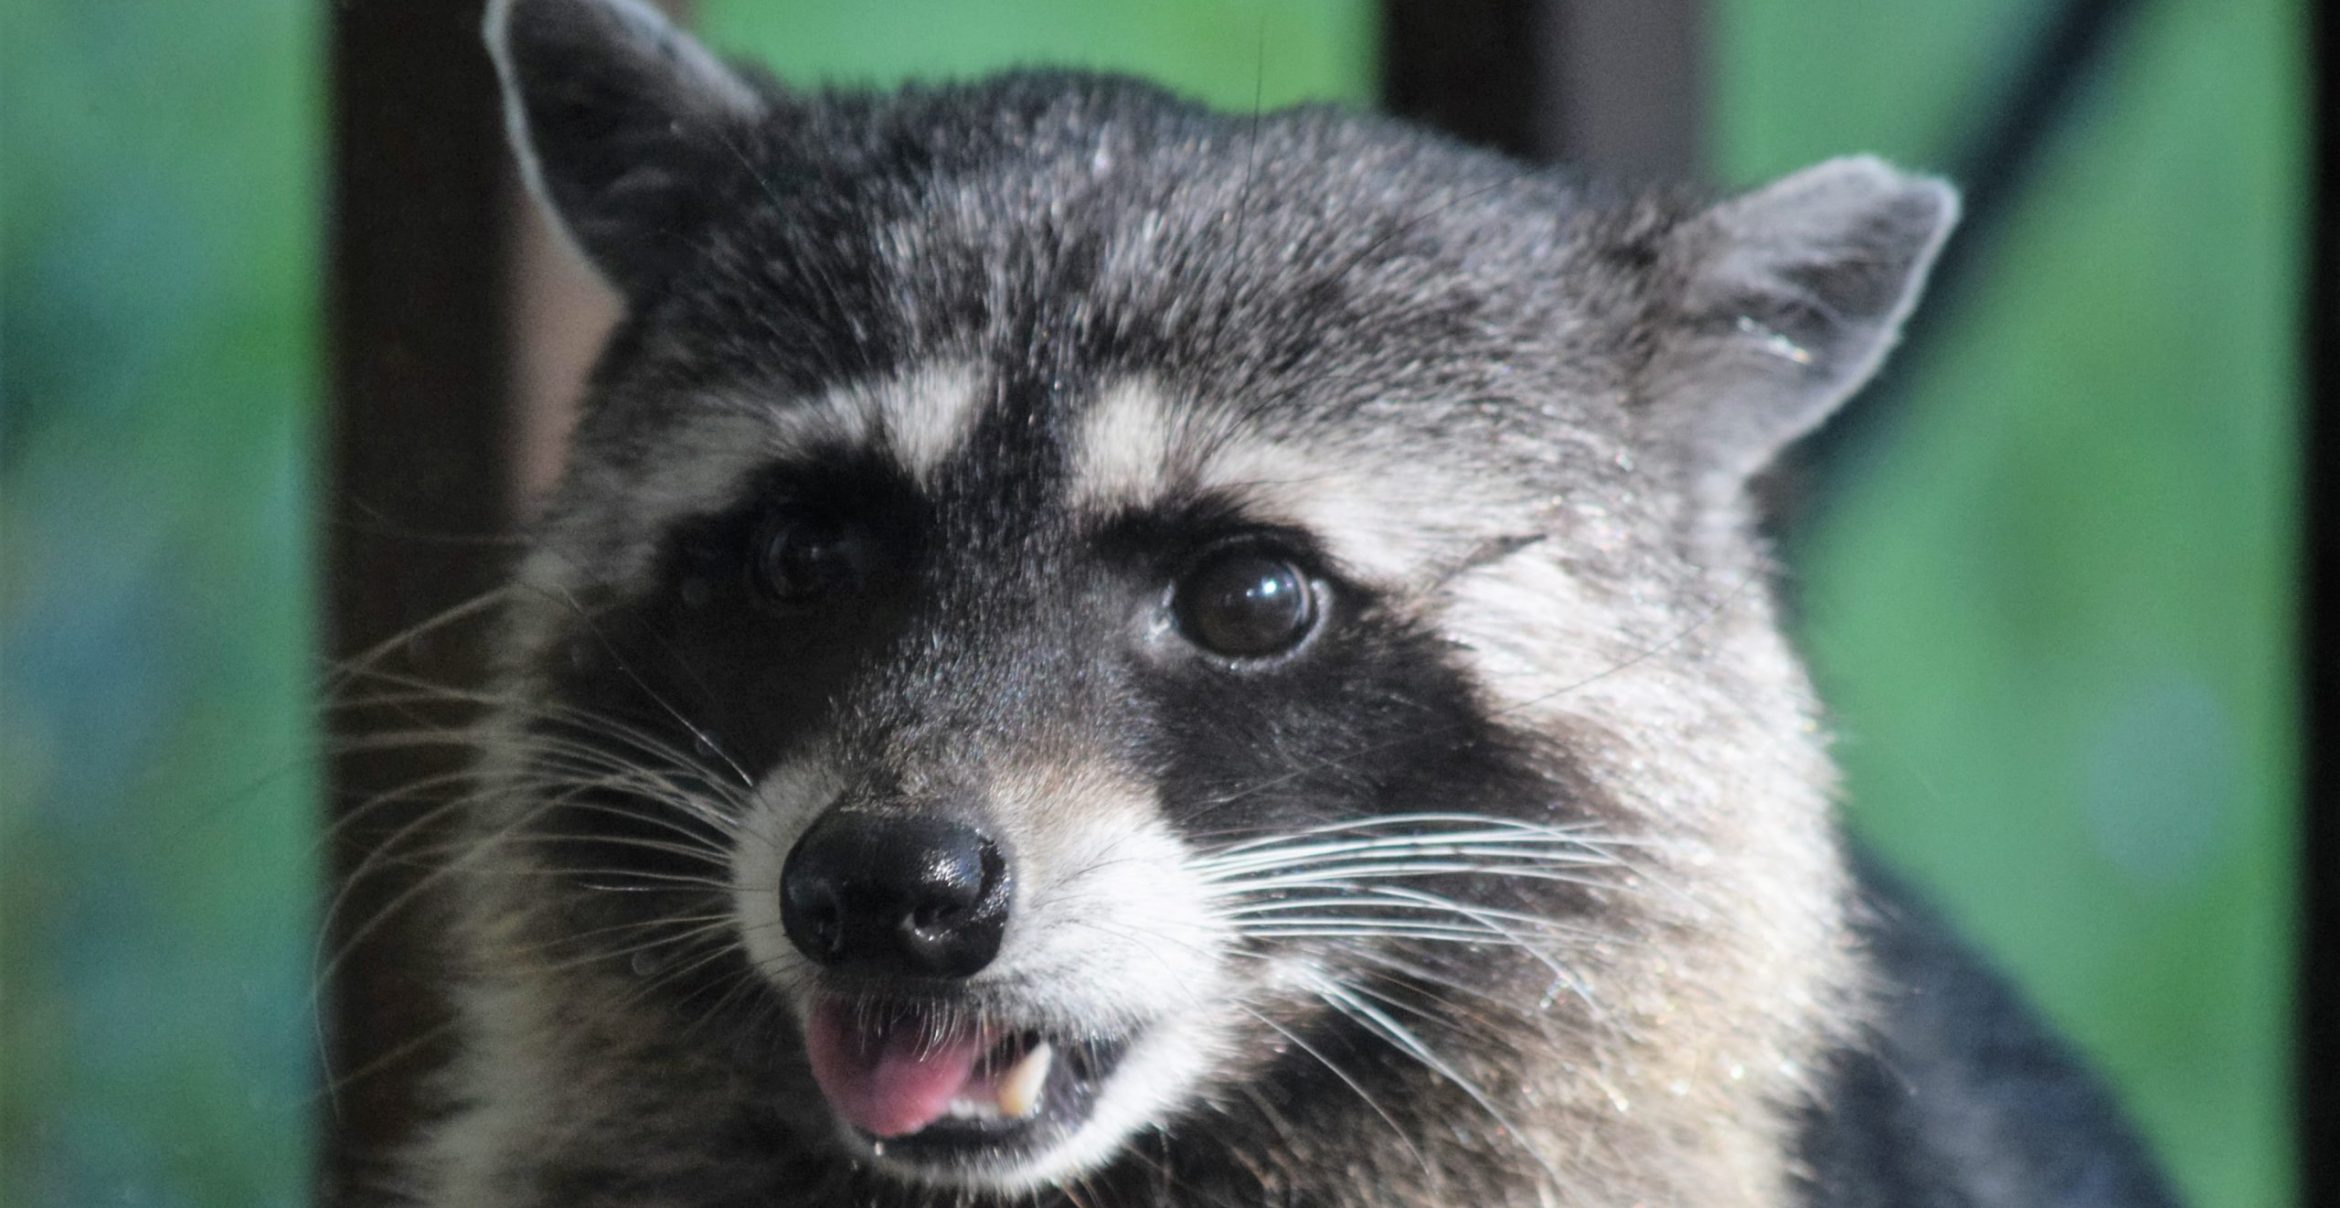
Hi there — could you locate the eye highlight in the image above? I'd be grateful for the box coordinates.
[753,515,866,605]
[1172,546,1319,659]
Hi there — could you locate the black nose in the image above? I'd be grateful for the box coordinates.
[780,810,1011,979]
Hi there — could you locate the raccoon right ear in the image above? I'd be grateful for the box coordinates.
[485,0,768,298]
[1646,156,1959,492]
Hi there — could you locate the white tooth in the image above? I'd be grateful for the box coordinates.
[945,1096,1000,1121]
[996,1041,1053,1119]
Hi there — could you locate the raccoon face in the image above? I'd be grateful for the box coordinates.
[472,0,1952,1196]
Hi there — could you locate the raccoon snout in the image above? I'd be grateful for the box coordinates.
[779,810,1013,979]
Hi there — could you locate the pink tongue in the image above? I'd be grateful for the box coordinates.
[803,1002,985,1138]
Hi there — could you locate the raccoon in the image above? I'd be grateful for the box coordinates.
[397,0,2185,1204]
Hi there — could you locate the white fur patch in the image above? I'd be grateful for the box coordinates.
[1068,378,1506,587]
[983,762,1228,1032]
[941,793,1235,1191]
[731,757,848,992]
[1068,377,1189,511]
[873,363,985,483]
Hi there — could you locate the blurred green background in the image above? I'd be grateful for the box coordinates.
[0,1,2298,1205]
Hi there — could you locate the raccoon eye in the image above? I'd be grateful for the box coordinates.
[1173,547,1318,659]
[753,515,864,604]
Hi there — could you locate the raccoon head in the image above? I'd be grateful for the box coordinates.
[461,0,1954,1199]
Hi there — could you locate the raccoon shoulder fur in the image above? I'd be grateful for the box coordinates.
[398,1,2185,1204]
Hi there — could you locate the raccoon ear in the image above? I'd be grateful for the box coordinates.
[485,0,768,297]
[1647,156,1958,489]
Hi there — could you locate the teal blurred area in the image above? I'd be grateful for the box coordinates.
[698,0,1377,107]
[1,0,321,1203]
[0,1,2297,1206]
[1716,2,2302,1204]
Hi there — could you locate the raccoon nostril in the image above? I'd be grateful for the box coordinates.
[780,810,1011,979]
[909,901,954,929]
[904,841,1006,935]
[793,882,847,959]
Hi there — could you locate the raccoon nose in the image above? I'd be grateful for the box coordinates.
[779,810,1011,979]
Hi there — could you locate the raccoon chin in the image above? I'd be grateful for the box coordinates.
[787,990,1231,1192]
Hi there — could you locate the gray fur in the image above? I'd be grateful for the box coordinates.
[394,3,2179,1205]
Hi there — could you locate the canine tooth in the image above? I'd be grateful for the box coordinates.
[997,1041,1053,1119]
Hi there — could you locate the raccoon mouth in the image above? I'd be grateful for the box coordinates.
[801,998,1132,1163]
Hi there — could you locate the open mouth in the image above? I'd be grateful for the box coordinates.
[801,998,1132,1166]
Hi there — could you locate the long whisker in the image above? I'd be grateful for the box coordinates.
[1233,1003,1434,1177]
[314,785,593,998]
[317,583,515,694]
[1309,976,1570,1192]
[327,666,756,816]
[1201,811,1628,854]
[476,911,736,960]
[491,917,742,977]
[314,1012,463,1116]
[1199,838,1622,879]
[1221,895,1590,935]
[1236,922,1552,946]
[521,580,758,792]
[499,830,731,869]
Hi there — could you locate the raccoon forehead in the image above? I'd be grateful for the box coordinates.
[1069,377,1560,587]
[541,368,1584,603]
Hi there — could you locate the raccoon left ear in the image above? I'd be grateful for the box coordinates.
[1647,156,1958,488]
[485,0,770,298]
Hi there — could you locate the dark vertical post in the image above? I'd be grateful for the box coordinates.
[322,0,515,1199]
[1380,0,1546,159]
[1535,0,1705,183]
[2301,0,2336,1198]
[1380,0,1706,181]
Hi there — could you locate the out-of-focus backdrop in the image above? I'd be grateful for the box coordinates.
[0,1,2301,1205]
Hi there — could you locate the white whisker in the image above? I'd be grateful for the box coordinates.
[1310,976,1567,1190]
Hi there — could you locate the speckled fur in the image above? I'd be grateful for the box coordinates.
[389,3,2182,1206]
